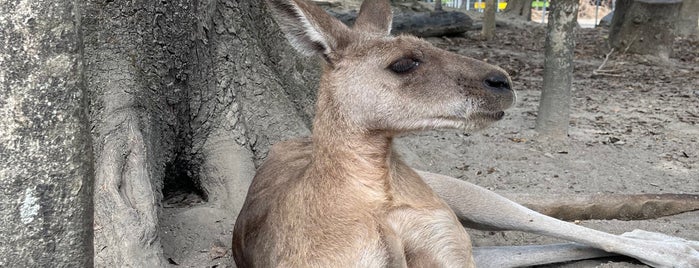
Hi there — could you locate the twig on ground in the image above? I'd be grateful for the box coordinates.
[593,48,623,77]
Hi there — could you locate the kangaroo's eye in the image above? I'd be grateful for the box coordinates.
[389,57,420,74]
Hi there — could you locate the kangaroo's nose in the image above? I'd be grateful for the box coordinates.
[483,73,511,92]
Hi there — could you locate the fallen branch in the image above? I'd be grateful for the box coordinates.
[592,48,623,77]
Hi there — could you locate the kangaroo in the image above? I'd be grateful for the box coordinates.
[233,0,511,266]
[233,0,699,267]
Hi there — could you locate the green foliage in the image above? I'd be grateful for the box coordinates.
[532,0,550,8]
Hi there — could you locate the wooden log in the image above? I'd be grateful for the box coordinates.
[506,193,699,221]
[609,0,683,59]
[328,10,473,37]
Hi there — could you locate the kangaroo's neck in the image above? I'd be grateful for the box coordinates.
[310,85,394,182]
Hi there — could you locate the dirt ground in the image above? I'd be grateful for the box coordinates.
[159,8,699,268]
[402,17,699,267]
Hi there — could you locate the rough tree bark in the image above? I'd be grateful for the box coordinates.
[535,0,579,139]
[0,0,351,266]
[482,0,498,40]
[609,0,683,59]
[0,0,93,266]
[503,0,534,20]
[677,0,698,36]
[84,0,317,266]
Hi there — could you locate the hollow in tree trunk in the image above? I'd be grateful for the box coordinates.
[535,0,579,140]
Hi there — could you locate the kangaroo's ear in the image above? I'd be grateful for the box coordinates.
[266,0,353,59]
[353,0,392,35]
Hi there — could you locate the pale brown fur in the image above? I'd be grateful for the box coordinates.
[232,0,513,266]
[233,1,699,267]
[233,138,475,267]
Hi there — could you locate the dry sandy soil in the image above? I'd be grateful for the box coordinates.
[159,7,699,268]
[402,17,699,267]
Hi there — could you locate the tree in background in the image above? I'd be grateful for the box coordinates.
[609,0,683,60]
[535,0,580,139]
[677,0,698,36]
[482,0,498,39]
[503,0,534,20]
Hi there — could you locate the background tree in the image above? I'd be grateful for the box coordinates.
[482,0,498,39]
[535,0,580,139]
[435,0,444,11]
[503,0,534,20]
[0,0,93,266]
[609,0,683,60]
[677,0,698,36]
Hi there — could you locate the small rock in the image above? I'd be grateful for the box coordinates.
[210,244,227,260]
[487,167,496,174]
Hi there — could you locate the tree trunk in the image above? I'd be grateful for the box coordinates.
[535,0,579,139]
[85,0,317,266]
[677,0,698,36]
[0,0,93,266]
[609,0,683,59]
[435,0,443,11]
[482,0,498,39]
[0,0,314,266]
[504,0,534,20]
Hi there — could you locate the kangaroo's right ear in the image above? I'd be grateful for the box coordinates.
[353,0,392,35]
[266,0,353,60]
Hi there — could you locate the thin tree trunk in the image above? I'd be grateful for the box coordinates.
[535,0,579,139]
[0,0,93,266]
[435,0,443,11]
[482,0,498,40]
[504,0,533,20]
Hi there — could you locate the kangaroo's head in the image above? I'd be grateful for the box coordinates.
[267,0,515,134]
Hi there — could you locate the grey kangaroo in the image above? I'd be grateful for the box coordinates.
[232,0,699,267]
